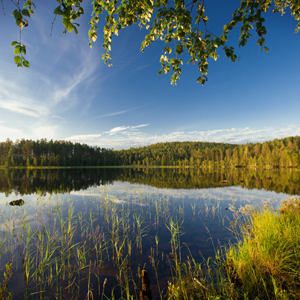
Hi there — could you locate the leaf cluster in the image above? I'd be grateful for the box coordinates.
[3,0,300,83]
[10,0,34,67]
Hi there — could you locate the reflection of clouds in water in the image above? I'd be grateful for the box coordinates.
[0,214,37,233]
[0,181,295,211]
[70,181,293,206]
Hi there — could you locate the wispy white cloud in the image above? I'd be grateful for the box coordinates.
[94,104,150,120]
[106,126,130,135]
[64,124,300,150]
[97,110,132,118]
[0,102,41,118]
[0,121,60,142]
[65,134,101,141]
[0,26,100,142]
[52,115,64,120]
[104,124,150,136]
[52,56,97,106]
[132,124,149,129]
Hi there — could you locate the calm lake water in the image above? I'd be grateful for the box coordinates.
[0,168,299,299]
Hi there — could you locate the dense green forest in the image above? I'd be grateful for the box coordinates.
[114,137,300,167]
[0,138,117,167]
[0,136,300,168]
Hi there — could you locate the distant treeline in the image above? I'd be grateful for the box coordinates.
[0,139,118,167]
[0,136,300,168]
[113,137,300,168]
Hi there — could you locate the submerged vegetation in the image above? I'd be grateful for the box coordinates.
[1,136,300,168]
[0,188,229,299]
[0,183,299,299]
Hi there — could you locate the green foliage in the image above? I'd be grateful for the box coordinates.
[1,136,300,168]
[9,1,34,67]
[0,138,116,167]
[3,0,300,83]
[114,136,300,168]
[224,198,300,299]
[0,263,13,300]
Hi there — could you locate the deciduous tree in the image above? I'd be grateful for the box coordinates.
[4,0,300,84]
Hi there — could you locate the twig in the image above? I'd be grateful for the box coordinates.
[1,0,5,14]
[193,277,209,290]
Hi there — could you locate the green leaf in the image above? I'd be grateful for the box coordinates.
[23,60,30,67]
[68,23,73,32]
[11,41,19,46]
[20,46,26,55]
[54,6,61,14]
[14,56,22,64]
[158,70,163,75]
[22,9,30,17]
[14,45,21,54]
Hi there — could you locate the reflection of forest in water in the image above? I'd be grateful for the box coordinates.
[0,167,300,196]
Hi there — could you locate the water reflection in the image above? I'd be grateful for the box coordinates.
[0,167,299,197]
[0,168,299,299]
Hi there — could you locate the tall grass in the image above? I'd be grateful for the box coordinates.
[224,197,300,299]
[165,197,300,300]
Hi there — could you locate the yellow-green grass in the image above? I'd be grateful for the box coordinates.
[166,197,300,300]
[224,198,300,299]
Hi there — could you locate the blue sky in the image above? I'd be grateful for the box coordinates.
[0,1,299,149]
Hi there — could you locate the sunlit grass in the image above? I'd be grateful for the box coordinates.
[224,198,300,299]
[164,198,300,300]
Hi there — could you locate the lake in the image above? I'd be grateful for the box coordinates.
[0,167,299,299]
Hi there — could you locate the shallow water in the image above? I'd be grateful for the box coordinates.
[0,168,298,299]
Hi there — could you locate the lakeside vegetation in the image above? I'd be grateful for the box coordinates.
[1,189,299,299]
[167,197,300,299]
[1,136,300,168]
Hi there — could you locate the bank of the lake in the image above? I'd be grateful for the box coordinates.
[168,197,300,299]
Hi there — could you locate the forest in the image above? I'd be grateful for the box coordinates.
[0,136,300,168]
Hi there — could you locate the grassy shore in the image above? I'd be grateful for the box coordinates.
[167,197,300,299]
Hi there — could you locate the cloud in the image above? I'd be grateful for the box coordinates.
[0,26,100,142]
[64,124,300,150]
[97,110,132,118]
[52,57,97,105]
[106,126,130,135]
[104,124,150,137]
[0,102,41,118]
[65,134,102,142]
[132,124,150,129]
[94,104,150,120]
[69,182,290,207]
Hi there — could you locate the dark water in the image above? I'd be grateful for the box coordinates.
[0,167,299,299]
